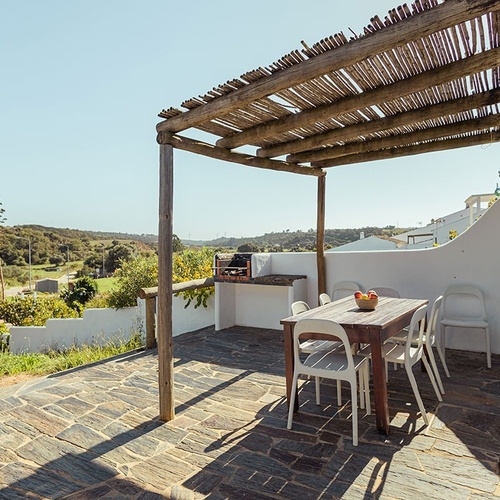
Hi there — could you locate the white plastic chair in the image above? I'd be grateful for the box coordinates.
[359,304,440,425]
[319,293,332,306]
[331,281,362,301]
[439,285,491,372]
[290,301,344,403]
[390,296,446,395]
[287,318,371,446]
[368,287,400,298]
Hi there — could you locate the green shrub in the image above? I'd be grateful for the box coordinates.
[173,247,214,308]
[107,256,158,308]
[85,294,110,309]
[60,276,98,309]
[0,295,78,326]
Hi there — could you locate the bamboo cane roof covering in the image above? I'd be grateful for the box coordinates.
[156,0,500,176]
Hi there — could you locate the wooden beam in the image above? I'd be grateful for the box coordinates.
[312,130,500,168]
[316,175,326,301]
[158,144,175,422]
[288,114,500,163]
[285,90,500,163]
[157,0,500,135]
[156,131,325,177]
[254,48,500,157]
[138,278,215,299]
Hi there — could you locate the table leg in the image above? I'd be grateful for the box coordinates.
[283,324,298,412]
[369,331,390,435]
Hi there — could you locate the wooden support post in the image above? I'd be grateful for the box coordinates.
[158,144,175,421]
[145,297,157,349]
[316,174,326,302]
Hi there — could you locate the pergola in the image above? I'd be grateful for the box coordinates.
[155,0,500,420]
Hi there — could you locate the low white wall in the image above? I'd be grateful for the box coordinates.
[10,306,143,354]
[9,294,215,354]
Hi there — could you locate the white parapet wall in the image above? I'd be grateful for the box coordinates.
[9,294,215,354]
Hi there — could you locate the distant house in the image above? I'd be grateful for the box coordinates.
[327,233,406,252]
[394,193,496,249]
[328,192,497,252]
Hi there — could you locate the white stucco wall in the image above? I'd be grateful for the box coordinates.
[321,200,500,356]
[9,294,215,354]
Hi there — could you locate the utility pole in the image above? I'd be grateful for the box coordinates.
[62,245,70,287]
[17,236,32,292]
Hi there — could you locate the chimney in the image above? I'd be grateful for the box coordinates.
[360,231,365,239]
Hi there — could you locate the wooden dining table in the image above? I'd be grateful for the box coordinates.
[280,295,428,435]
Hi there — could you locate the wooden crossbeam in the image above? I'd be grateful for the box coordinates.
[287,114,500,164]
[156,0,500,136]
[156,131,325,177]
[285,90,500,163]
[252,48,500,158]
[311,130,500,168]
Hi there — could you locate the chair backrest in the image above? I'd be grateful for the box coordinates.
[405,304,428,364]
[331,281,361,301]
[319,293,332,306]
[425,295,443,346]
[291,301,310,316]
[368,287,400,298]
[293,318,355,382]
[441,285,486,321]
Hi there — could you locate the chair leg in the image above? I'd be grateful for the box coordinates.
[436,327,451,378]
[422,355,442,402]
[337,380,342,406]
[287,373,299,429]
[350,382,358,446]
[485,327,491,369]
[315,376,321,405]
[358,371,365,410]
[427,346,445,394]
[405,364,429,425]
[363,364,371,415]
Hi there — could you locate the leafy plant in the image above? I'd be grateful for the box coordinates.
[107,255,158,308]
[60,276,99,310]
[0,295,78,326]
[173,247,214,308]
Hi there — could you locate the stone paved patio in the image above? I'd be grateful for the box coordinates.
[0,325,499,499]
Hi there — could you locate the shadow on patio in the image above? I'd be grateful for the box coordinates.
[1,326,499,499]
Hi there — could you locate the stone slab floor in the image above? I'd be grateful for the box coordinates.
[0,326,499,499]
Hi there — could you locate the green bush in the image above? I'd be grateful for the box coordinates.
[173,247,214,308]
[107,256,158,308]
[60,276,98,309]
[0,295,78,326]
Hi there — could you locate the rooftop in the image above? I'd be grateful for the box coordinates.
[1,326,499,498]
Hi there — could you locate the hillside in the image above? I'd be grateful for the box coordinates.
[0,225,157,267]
[183,225,414,252]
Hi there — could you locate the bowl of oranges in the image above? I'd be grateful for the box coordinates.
[354,290,379,310]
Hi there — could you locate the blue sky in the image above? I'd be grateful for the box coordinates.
[2,1,498,241]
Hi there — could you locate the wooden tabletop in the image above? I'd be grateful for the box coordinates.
[281,295,428,332]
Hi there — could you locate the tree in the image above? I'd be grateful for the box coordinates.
[173,234,184,253]
[0,201,6,300]
[61,276,99,312]
[173,247,214,308]
[108,255,158,308]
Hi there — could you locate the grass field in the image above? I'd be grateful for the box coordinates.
[0,334,144,379]
[95,277,118,294]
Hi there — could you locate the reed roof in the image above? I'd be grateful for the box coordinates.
[156,0,500,177]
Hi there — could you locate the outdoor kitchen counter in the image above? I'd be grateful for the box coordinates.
[214,274,308,330]
[214,274,307,286]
